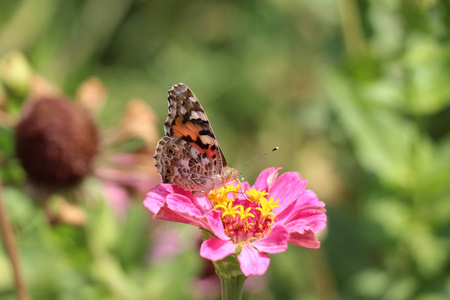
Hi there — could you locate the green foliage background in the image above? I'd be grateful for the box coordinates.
[1,0,450,299]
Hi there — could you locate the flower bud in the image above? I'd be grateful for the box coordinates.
[0,51,32,98]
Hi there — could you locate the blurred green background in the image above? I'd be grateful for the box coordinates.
[1,0,450,299]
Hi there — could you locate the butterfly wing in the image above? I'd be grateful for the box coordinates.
[164,83,226,172]
[155,136,222,195]
[154,83,239,195]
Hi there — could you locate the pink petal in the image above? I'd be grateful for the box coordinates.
[288,229,321,249]
[103,182,129,219]
[252,225,289,254]
[145,184,213,213]
[270,172,308,215]
[284,219,309,234]
[144,184,193,212]
[200,237,236,261]
[252,168,281,192]
[237,246,270,276]
[147,226,188,261]
[144,184,211,228]
[166,193,204,217]
[143,184,169,214]
[284,206,327,233]
[298,190,326,209]
[275,189,324,226]
[150,204,208,228]
[205,210,230,240]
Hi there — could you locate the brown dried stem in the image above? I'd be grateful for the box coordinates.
[0,180,30,300]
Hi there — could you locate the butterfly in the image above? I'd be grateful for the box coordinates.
[154,83,240,197]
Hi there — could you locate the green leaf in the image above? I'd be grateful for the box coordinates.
[351,269,390,299]
[404,35,450,115]
[327,71,418,190]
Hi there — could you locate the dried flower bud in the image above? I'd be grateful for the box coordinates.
[15,97,99,187]
[103,98,159,149]
[75,76,107,116]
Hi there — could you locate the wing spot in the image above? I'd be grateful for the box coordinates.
[190,110,207,121]
[190,111,200,119]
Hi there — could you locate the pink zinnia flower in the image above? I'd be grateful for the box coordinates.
[144,168,326,276]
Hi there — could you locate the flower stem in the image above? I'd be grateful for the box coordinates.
[202,230,247,299]
[0,180,30,300]
[219,274,247,300]
[211,254,247,300]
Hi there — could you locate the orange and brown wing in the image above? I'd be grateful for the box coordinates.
[163,83,226,171]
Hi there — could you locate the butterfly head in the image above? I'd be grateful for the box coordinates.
[221,166,241,185]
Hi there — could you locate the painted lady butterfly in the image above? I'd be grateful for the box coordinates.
[154,83,240,197]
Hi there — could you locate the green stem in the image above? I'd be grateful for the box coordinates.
[219,274,246,300]
[336,0,366,57]
[211,254,247,300]
[202,230,247,300]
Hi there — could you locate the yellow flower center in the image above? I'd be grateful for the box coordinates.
[207,185,280,245]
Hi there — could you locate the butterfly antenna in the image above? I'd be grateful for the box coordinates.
[235,147,279,169]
